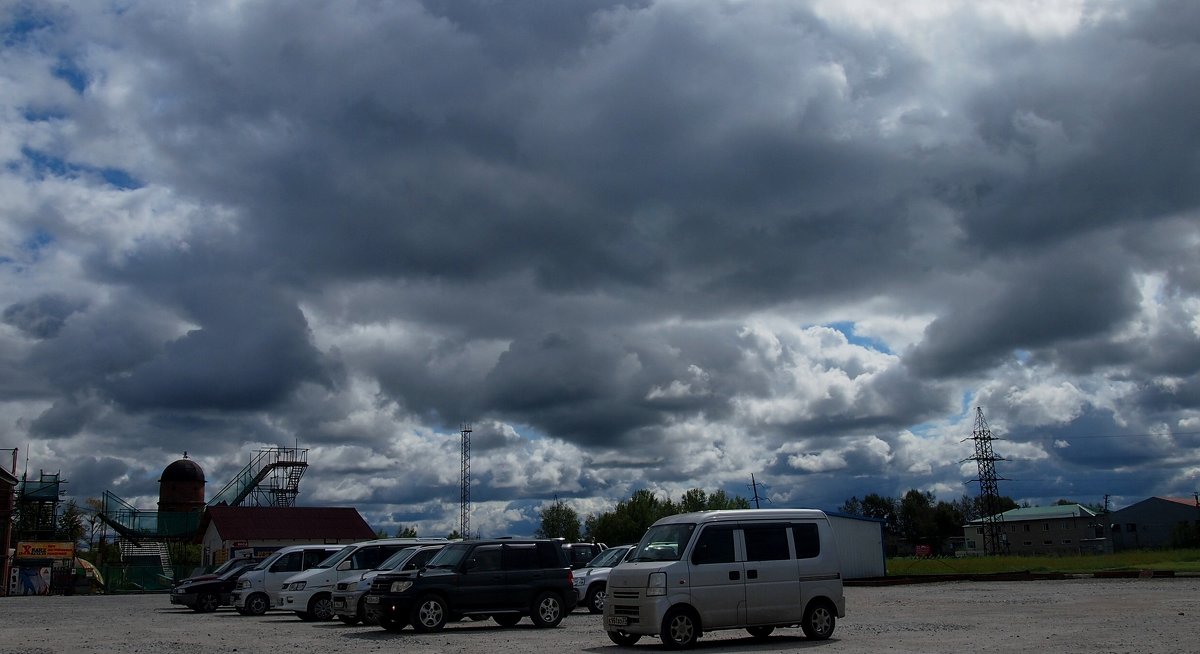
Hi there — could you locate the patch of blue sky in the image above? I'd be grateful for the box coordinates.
[1013,349,1032,364]
[22,228,54,255]
[512,423,549,441]
[825,321,893,355]
[52,56,87,94]
[21,147,143,190]
[22,108,68,122]
[2,8,54,48]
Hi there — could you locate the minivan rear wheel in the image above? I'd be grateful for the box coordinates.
[801,600,836,640]
[660,607,700,649]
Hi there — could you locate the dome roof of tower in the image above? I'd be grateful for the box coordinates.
[160,456,205,483]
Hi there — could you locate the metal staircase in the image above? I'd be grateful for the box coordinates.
[207,447,308,508]
[97,491,200,543]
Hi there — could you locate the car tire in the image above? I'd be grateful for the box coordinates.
[308,594,335,621]
[410,595,449,633]
[296,610,314,621]
[585,584,607,614]
[529,592,565,628]
[660,606,700,649]
[244,593,270,616]
[379,615,407,632]
[801,600,836,640]
[493,613,521,627]
[195,592,220,613]
[747,626,775,640]
[607,630,641,646]
[338,615,360,625]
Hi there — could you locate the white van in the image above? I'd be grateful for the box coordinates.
[275,538,448,621]
[231,544,344,615]
[602,509,845,648]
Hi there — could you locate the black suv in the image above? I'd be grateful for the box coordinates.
[365,539,576,632]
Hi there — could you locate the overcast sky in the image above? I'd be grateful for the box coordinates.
[2,0,1199,539]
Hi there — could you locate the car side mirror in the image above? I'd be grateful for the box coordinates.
[336,560,351,571]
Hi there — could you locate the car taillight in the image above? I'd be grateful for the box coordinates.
[567,570,574,585]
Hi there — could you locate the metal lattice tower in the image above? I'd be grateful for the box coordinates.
[460,424,472,540]
[964,407,1007,555]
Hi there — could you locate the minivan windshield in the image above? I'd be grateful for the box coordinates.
[424,543,470,569]
[251,549,286,571]
[374,547,418,571]
[313,545,355,569]
[629,524,696,562]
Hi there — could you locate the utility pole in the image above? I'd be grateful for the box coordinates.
[459,424,472,540]
[748,474,769,509]
[963,407,1007,555]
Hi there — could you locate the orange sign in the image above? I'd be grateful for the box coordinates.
[15,541,75,559]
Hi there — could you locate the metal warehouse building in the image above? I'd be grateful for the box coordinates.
[827,512,886,579]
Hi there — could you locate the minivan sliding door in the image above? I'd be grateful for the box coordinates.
[741,522,802,625]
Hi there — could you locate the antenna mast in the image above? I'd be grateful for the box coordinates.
[460,424,472,540]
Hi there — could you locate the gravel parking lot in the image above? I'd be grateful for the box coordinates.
[2,577,1195,654]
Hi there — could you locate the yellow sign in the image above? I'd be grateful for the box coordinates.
[15,541,75,559]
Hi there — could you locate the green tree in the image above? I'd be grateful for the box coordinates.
[57,499,86,547]
[536,498,582,541]
[395,524,418,538]
[584,487,750,545]
[447,529,462,540]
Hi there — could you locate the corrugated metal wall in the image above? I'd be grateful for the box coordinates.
[828,513,886,579]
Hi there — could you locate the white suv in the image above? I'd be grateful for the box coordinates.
[276,538,447,621]
[232,544,343,616]
[572,545,634,613]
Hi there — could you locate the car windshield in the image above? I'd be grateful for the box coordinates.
[210,557,250,575]
[252,550,286,571]
[629,524,696,562]
[374,547,418,571]
[312,545,355,569]
[424,543,470,569]
[218,561,253,580]
[585,546,629,568]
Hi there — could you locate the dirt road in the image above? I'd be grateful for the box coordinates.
[1,577,1194,653]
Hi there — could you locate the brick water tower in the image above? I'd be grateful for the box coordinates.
[158,453,206,513]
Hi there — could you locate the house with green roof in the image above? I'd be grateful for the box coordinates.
[961,504,1108,556]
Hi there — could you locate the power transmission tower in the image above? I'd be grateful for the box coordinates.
[460,424,472,540]
[963,407,1007,555]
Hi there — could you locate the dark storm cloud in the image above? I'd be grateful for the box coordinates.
[906,244,1141,378]
[2,294,85,339]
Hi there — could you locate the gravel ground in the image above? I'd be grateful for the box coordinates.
[1,577,1195,654]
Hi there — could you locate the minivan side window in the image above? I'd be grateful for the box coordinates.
[303,549,332,568]
[743,524,790,561]
[690,525,736,565]
[273,552,303,573]
[792,523,820,559]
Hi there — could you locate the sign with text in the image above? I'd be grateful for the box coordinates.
[15,541,75,560]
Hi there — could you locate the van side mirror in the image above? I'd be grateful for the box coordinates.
[336,560,351,571]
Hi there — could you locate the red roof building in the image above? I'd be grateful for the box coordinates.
[196,506,377,565]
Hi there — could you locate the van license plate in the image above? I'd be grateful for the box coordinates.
[606,616,628,627]
[366,596,379,604]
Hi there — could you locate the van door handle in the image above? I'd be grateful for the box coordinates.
[728,571,740,581]
[747,569,758,580]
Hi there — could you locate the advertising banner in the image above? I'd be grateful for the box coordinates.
[15,542,76,560]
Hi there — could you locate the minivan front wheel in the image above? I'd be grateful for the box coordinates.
[244,593,270,616]
[308,594,335,621]
[410,595,449,632]
[530,592,564,628]
[660,607,700,649]
[801,600,836,640]
[585,584,607,613]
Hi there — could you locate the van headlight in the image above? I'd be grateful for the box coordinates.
[389,580,413,593]
[236,580,249,589]
[288,581,306,591]
[646,572,667,597]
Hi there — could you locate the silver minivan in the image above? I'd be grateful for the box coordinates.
[602,509,845,648]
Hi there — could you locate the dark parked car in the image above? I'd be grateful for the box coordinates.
[364,539,577,632]
[173,555,254,587]
[170,559,257,612]
[560,541,605,570]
